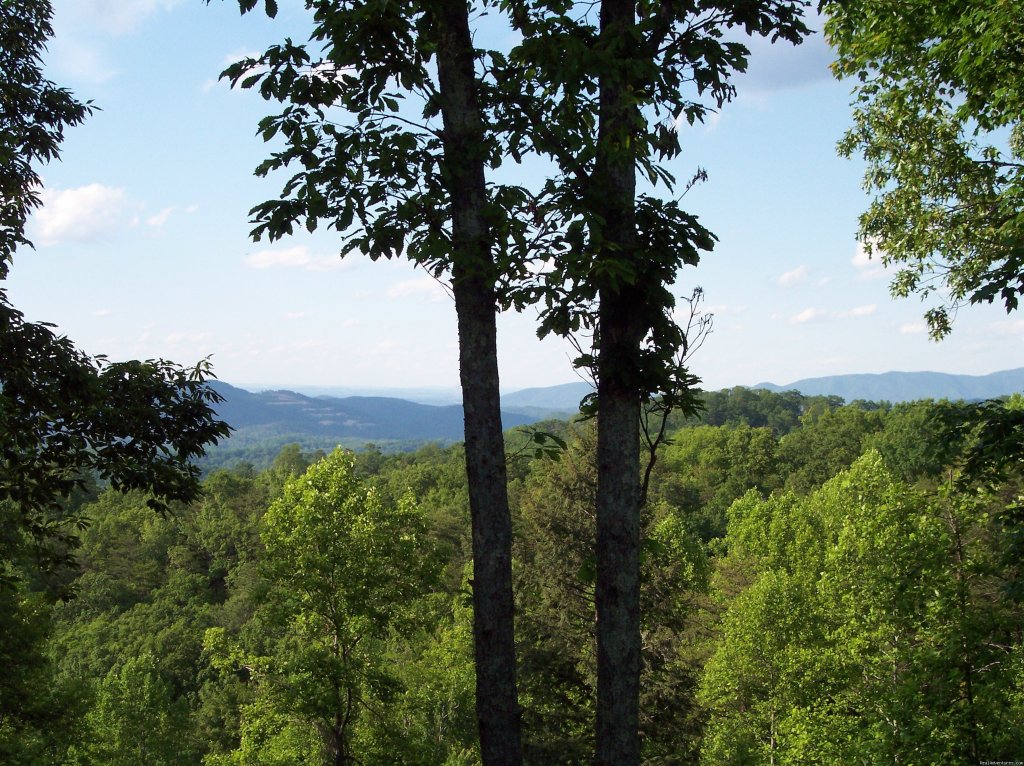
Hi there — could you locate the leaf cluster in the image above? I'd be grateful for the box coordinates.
[0,0,91,279]
[494,0,808,398]
[825,0,1024,337]
[702,453,1024,764]
[1,0,230,585]
[218,0,543,296]
[1,296,230,575]
[219,1,808,413]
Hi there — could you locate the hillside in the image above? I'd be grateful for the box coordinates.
[210,381,543,444]
[201,368,1024,469]
[753,368,1024,403]
[499,380,593,415]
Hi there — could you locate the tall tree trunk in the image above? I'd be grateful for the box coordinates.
[432,3,524,764]
[594,307,643,766]
[592,1,644,763]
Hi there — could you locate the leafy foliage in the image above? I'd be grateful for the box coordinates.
[5,4,1023,762]
[498,0,808,398]
[0,0,89,278]
[68,654,196,766]
[1,393,1018,764]
[214,0,532,294]
[206,449,438,765]
[702,453,1024,764]
[514,423,710,764]
[0,5,228,757]
[0,0,229,581]
[826,0,1024,337]
[1,334,230,577]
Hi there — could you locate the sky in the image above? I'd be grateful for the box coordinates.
[7,0,1022,395]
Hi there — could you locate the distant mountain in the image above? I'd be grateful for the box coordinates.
[752,368,1024,403]
[209,381,542,445]
[228,380,594,414]
[500,381,593,413]
[247,384,463,407]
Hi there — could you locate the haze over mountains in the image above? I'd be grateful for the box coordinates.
[207,368,1023,461]
[235,381,596,410]
[210,382,553,445]
[203,380,593,470]
[753,367,1024,403]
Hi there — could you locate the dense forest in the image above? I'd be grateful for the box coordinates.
[3,387,1022,764]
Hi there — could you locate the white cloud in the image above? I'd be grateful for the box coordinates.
[284,311,310,320]
[900,322,926,335]
[244,246,354,273]
[732,12,834,96]
[839,304,877,318]
[306,255,352,272]
[991,319,1024,336]
[680,303,742,321]
[93,308,113,317]
[223,49,263,67]
[165,331,212,344]
[852,241,873,268]
[246,246,313,269]
[146,206,175,228]
[777,265,808,287]
[205,49,265,92]
[387,277,450,302]
[47,37,116,84]
[49,1,183,86]
[701,304,744,316]
[294,338,329,352]
[852,240,888,280]
[527,257,556,275]
[57,0,184,36]
[674,108,721,133]
[35,184,127,245]
[789,307,825,325]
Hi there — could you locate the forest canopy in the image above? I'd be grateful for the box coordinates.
[4,389,1023,764]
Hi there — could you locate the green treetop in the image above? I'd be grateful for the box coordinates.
[825,0,1024,338]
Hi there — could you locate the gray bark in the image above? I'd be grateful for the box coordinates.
[592,1,644,763]
[432,3,525,764]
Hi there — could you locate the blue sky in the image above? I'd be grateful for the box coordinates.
[8,0,1021,394]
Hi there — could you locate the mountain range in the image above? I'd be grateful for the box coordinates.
[202,369,1023,467]
[752,367,1024,403]
[209,381,563,445]
[201,380,590,469]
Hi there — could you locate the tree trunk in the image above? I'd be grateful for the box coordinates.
[593,1,644,763]
[594,314,643,766]
[432,3,524,764]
